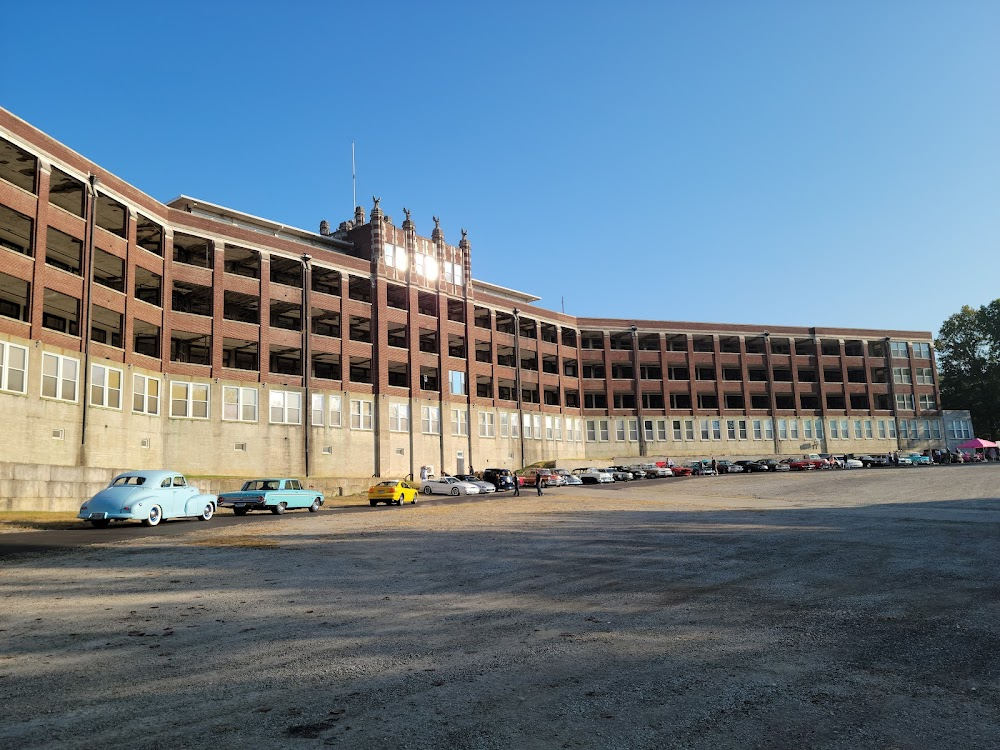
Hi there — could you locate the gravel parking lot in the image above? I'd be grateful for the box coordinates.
[2,464,999,750]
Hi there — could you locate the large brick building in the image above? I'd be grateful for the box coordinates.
[0,106,966,485]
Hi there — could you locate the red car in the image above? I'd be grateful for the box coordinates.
[666,465,694,477]
[781,458,815,471]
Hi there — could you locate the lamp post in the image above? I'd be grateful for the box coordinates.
[631,325,645,457]
[513,307,525,470]
[301,253,312,477]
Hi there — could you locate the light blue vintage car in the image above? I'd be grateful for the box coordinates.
[78,470,217,528]
[217,478,324,516]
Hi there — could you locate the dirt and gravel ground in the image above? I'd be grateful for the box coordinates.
[2,464,1000,750]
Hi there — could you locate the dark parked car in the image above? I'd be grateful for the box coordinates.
[735,460,769,473]
[757,459,791,473]
[481,468,516,491]
[715,460,743,474]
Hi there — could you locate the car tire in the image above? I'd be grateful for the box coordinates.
[451,487,460,496]
[142,505,162,527]
[410,496,417,504]
[234,507,249,516]
[197,503,214,521]
[369,499,378,507]
[309,498,321,513]
[272,502,287,515]
[423,486,432,495]
[90,519,111,529]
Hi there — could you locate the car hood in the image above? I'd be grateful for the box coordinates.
[218,490,268,499]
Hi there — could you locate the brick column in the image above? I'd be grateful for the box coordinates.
[211,240,225,376]
[160,229,174,365]
[29,160,51,340]
[258,251,271,380]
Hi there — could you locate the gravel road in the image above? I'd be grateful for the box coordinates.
[2,464,999,749]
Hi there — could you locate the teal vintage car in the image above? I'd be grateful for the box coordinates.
[77,470,217,528]
[217,478,324,516]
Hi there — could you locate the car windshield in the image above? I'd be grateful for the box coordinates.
[111,476,146,487]
[378,481,399,487]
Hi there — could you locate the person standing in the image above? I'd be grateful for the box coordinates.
[513,472,520,496]
[535,471,544,496]
[711,457,718,476]
[420,465,429,482]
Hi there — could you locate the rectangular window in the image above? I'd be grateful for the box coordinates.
[815,420,824,439]
[223,386,258,422]
[554,417,562,440]
[351,399,373,430]
[804,419,813,439]
[90,363,123,409]
[512,414,520,438]
[700,419,710,440]
[544,415,553,440]
[778,419,788,440]
[41,353,80,402]
[586,419,597,442]
[452,408,468,436]
[645,419,655,441]
[738,419,748,440]
[421,406,440,434]
[753,419,762,440]
[763,419,773,440]
[878,420,887,439]
[712,419,721,440]
[329,395,343,427]
[449,370,466,395]
[522,413,532,439]
[533,414,542,440]
[727,420,736,440]
[599,419,610,441]
[853,419,863,439]
[919,394,937,410]
[170,381,209,419]
[915,367,934,385]
[673,419,683,440]
[922,420,931,439]
[0,341,28,394]
[790,420,799,440]
[683,419,694,440]
[895,393,915,411]
[889,341,908,358]
[864,420,873,439]
[840,419,849,439]
[480,411,496,438]
[628,419,639,441]
[899,420,910,439]
[269,390,302,424]
[311,394,324,426]
[830,420,839,439]
[132,374,160,415]
[892,368,912,385]
[888,420,897,438]
[913,342,931,359]
[656,420,667,441]
[576,418,584,442]
[932,420,942,439]
[389,403,409,432]
[616,418,626,441]
[499,412,509,438]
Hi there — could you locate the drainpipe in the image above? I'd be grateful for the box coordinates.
[301,253,312,478]
[513,308,525,469]
[80,175,99,450]
[884,337,900,450]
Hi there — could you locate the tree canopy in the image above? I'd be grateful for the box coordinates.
[936,301,1000,440]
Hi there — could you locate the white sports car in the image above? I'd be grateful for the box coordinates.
[420,476,482,496]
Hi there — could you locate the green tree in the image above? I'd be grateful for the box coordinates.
[935,302,1000,440]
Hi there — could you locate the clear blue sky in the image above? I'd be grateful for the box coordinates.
[5,1,998,335]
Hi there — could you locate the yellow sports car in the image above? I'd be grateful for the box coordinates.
[368,479,419,507]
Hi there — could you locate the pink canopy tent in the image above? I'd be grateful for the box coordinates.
[956,438,998,449]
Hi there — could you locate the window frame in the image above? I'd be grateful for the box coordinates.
[169,380,209,419]
[132,373,160,416]
[0,341,28,394]
[223,385,259,422]
[41,352,79,403]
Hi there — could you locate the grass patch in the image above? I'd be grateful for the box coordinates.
[0,511,82,532]
[188,534,279,549]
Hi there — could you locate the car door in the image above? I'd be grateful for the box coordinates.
[169,475,188,517]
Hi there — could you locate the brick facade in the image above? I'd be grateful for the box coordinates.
[0,107,955,484]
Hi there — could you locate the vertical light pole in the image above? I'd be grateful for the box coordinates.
[80,175,100,450]
[301,253,312,478]
[631,325,645,457]
[513,307,525,470]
